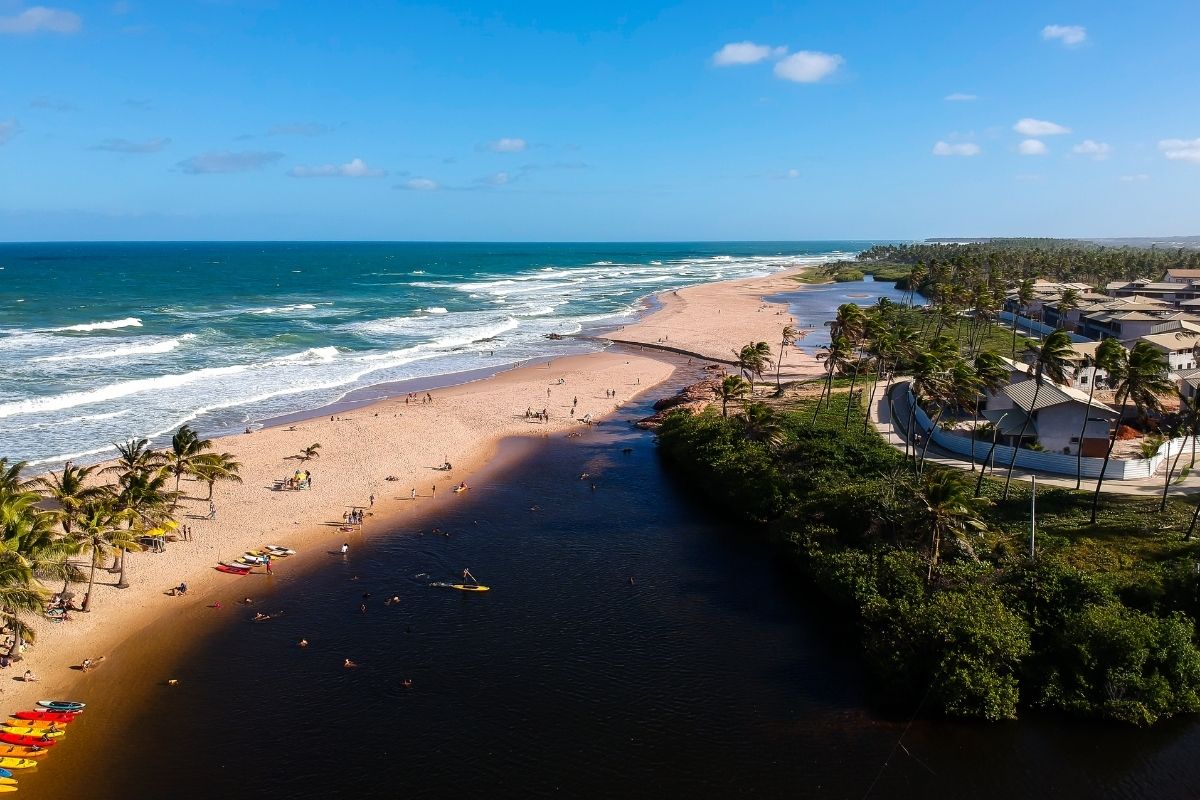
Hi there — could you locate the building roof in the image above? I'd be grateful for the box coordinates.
[982,407,1035,435]
[1002,379,1118,415]
[1139,331,1200,351]
[1166,269,1200,279]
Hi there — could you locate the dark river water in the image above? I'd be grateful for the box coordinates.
[20,284,1200,800]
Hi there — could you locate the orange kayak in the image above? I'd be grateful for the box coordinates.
[0,744,49,758]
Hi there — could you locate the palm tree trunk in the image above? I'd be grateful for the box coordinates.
[1002,381,1043,500]
[1074,377,1098,490]
[776,342,785,390]
[1186,496,1200,540]
[1161,436,1187,513]
[1090,393,1129,524]
[918,407,944,475]
[863,359,885,433]
[974,423,1004,497]
[206,481,215,501]
[842,358,861,428]
[83,551,98,612]
[116,547,129,589]
[970,397,981,471]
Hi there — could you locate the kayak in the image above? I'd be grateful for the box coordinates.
[1,727,62,738]
[216,564,251,575]
[0,785,16,793]
[12,711,75,723]
[0,746,47,758]
[429,582,491,593]
[0,758,37,769]
[36,700,84,711]
[0,769,10,778]
[264,545,295,556]
[239,553,269,564]
[4,720,64,729]
[0,777,16,785]
[0,734,55,748]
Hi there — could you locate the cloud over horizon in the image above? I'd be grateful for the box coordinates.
[932,141,980,156]
[92,137,170,154]
[0,5,82,34]
[1018,139,1048,155]
[288,157,386,178]
[1042,24,1087,46]
[1159,138,1200,164]
[397,177,438,191]
[773,51,842,83]
[711,41,785,66]
[1014,118,1071,136]
[177,151,283,174]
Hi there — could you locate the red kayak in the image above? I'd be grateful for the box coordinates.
[216,564,250,575]
[0,733,56,747]
[12,710,77,722]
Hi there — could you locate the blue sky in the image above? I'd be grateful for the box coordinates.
[1,0,1197,240]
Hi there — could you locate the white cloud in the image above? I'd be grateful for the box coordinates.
[1120,174,1150,182]
[712,41,785,66]
[92,136,170,153]
[0,120,21,145]
[177,151,282,174]
[288,157,386,178]
[0,6,82,34]
[399,177,438,191]
[486,137,527,153]
[1018,139,1048,155]
[1159,138,1200,164]
[944,92,977,102]
[932,141,980,157]
[1014,118,1070,136]
[1072,140,1112,160]
[773,51,842,83]
[1042,24,1086,46]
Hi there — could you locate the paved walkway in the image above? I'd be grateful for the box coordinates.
[870,379,1200,498]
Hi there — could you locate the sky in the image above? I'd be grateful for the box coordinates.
[1,0,1198,241]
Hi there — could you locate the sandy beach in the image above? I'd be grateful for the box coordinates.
[6,264,823,713]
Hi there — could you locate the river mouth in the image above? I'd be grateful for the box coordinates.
[23,362,1200,799]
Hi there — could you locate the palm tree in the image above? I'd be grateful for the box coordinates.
[299,443,322,463]
[0,495,84,596]
[192,453,243,501]
[102,438,165,482]
[0,459,35,496]
[737,403,786,450]
[1090,342,1174,523]
[919,358,980,475]
[35,463,110,535]
[917,469,990,581]
[164,425,214,495]
[1011,278,1035,358]
[732,342,772,389]
[1001,330,1074,500]
[1056,287,1081,330]
[970,352,1010,471]
[905,350,947,464]
[1075,338,1124,489]
[814,335,853,422]
[775,324,801,390]
[73,501,143,611]
[718,375,751,418]
[0,550,48,659]
[905,261,926,307]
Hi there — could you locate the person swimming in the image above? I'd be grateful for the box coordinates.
[344,658,358,668]
[298,639,309,647]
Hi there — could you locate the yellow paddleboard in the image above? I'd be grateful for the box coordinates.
[450,584,489,592]
[0,758,36,769]
[0,728,61,739]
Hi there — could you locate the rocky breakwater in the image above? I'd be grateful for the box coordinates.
[636,373,723,429]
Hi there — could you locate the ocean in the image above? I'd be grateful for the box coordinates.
[0,241,868,466]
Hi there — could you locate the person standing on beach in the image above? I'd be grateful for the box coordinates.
[411,488,417,500]
[341,542,349,554]
[369,494,375,507]
[208,501,216,520]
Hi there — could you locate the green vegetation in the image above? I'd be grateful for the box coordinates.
[657,392,1200,725]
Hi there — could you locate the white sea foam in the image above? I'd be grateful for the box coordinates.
[47,317,143,333]
[33,334,196,363]
[250,303,318,314]
[424,307,449,314]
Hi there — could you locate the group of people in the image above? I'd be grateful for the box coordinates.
[285,469,312,490]
[404,392,434,405]
[343,508,366,526]
[525,407,550,422]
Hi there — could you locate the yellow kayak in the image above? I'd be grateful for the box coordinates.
[1,727,62,738]
[0,758,36,770]
[0,777,15,785]
[5,720,63,730]
[429,582,490,592]
[0,785,16,793]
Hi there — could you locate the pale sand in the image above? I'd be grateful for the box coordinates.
[6,351,674,711]
[610,267,824,382]
[10,264,823,712]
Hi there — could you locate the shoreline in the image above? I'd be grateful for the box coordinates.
[11,260,826,716]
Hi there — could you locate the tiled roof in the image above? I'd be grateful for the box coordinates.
[1002,378,1118,414]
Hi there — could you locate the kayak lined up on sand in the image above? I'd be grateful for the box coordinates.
[36,700,84,712]
[0,746,47,759]
[428,582,491,593]
[0,734,56,748]
[216,545,297,574]
[0,757,37,770]
[12,711,75,723]
[0,726,62,738]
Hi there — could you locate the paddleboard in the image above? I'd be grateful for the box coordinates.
[429,582,491,592]
[0,758,37,769]
[0,735,55,748]
[36,700,84,711]
[12,711,74,723]
[264,545,295,555]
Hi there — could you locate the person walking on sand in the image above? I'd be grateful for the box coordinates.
[208,500,216,520]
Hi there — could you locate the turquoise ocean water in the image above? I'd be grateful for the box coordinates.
[0,241,870,465]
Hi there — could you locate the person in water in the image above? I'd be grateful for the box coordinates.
[344,658,358,668]
[298,639,308,648]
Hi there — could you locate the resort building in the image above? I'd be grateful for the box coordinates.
[983,378,1119,457]
[1139,331,1200,372]
[1105,278,1200,308]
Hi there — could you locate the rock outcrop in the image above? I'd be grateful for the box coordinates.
[636,378,722,429]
